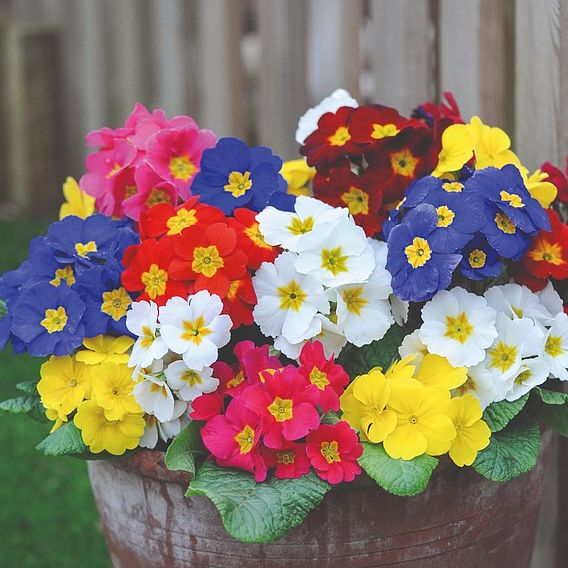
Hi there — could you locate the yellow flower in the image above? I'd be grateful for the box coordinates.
[383,378,456,460]
[340,369,397,443]
[384,355,416,381]
[91,362,141,420]
[446,394,491,466]
[467,116,521,170]
[74,399,145,455]
[59,176,96,220]
[75,335,135,366]
[45,406,69,433]
[432,124,474,177]
[414,354,467,390]
[281,159,315,196]
[38,356,92,418]
[522,167,557,208]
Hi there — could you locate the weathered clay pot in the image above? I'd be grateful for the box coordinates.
[88,430,551,568]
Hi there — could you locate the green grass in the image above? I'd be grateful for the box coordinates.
[0,221,111,568]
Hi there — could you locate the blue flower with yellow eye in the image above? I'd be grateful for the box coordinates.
[386,204,462,302]
[459,235,502,280]
[191,137,288,215]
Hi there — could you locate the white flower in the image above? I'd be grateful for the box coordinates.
[484,283,551,327]
[127,300,168,368]
[134,373,175,422]
[139,401,189,449]
[256,196,347,253]
[158,291,232,371]
[295,88,358,145]
[390,294,409,326]
[331,240,393,346]
[399,330,428,367]
[537,281,564,320]
[456,365,504,409]
[505,358,550,402]
[165,361,219,402]
[295,217,375,287]
[274,314,347,360]
[253,252,329,344]
[420,287,497,367]
[542,313,568,380]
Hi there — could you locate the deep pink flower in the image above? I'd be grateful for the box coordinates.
[261,441,311,479]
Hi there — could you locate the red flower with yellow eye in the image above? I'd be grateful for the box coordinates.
[120,238,188,306]
[541,159,568,204]
[300,107,361,171]
[222,275,257,328]
[170,222,248,297]
[261,441,311,479]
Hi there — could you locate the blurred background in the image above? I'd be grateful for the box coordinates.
[0,0,566,566]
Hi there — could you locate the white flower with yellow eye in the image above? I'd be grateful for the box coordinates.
[139,401,189,448]
[133,361,175,423]
[126,300,168,368]
[454,365,504,409]
[420,287,497,367]
[158,291,232,371]
[165,361,219,402]
[537,281,564,320]
[256,196,347,253]
[505,358,550,402]
[399,330,428,367]
[295,217,375,288]
[542,313,568,380]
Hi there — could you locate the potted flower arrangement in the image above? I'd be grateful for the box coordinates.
[2,90,568,567]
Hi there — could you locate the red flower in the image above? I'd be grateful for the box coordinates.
[228,208,279,269]
[523,210,568,280]
[306,421,362,484]
[244,367,320,449]
[189,391,224,421]
[414,92,464,126]
[297,341,350,413]
[121,238,187,305]
[223,276,257,328]
[313,164,386,236]
[139,197,225,240]
[170,222,248,297]
[201,398,267,482]
[300,107,360,171]
[261,442,311,479]
[511,265,548,292]
[541,159,568,204]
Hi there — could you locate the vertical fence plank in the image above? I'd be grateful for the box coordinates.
[368,0,436,114]
[256,0,309,159]
[307,0,362,102]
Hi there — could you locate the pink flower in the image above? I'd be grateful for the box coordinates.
[261,441,311,479]
[146,125,216,199]
[234,340,281,386]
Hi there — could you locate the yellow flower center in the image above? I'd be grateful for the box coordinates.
[227,370,245,389]
[468,249,487,269]
[146,188,172,207]
[224,171,253,198]
[408,414,419,425]
[514,369,533,385]
[75,241,97,258]
[287,216,314,235]
[181,316,212,345]
[268,396,294,422]
[436,205,455,228]
[278,280,306,311]
[512,305,524,318]
[124,185,137,199]
[234,425,255,454]
[166,208,198,235]
[405,237,432,268]
[141,264,168,299]
[106,163,121,178]
[309,367,330,390]
[445,312,474,344]
[50,266,76,287]
[169,156,196,181]
[495,212,516,234]
[276,450,296,465]
[341,287,367,316]
[545,335,564,358]
[529,239,564,265]
[500,190,525,208]
[181,370,203,387]
[40,306,68,334]
[192,245,224,278]
[321,246,349,275]
[320,440,341,464]
[391,149,418,177]
[244,222,272,249]
[101,288,132,321]
[68,378,78,388]
[328,126,351,147]
[488,341,518,372]
[340,186,369,216]
[371,123,399,140]
[442,181,464,193]
[226,280,241,301]
[140,325,155,349]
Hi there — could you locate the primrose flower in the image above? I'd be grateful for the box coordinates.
[126,300,168,368]
[92,362,141,420]
[139,401,189,449]
[542,313,568,380]
[467,116,521,170]
[261,442,312,480]
[399,330,428,367]
[459,235,502,281]
[414,354,467,390]
[455,365,503,409]
[59,176,95,220]
[280,159,315,196]
[432,123,474,176]
[420,287,497,367]
[75,335,134,366]
[505,358,550,401]
[164,361,219,402]
[133,363,176,423]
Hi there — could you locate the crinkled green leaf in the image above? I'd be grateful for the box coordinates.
[36,421,87,456]
[0,396,43,416]
[358,442,438,496]
[188,462,331,543]
[534,387,568,406]
[164,420,204,475]
[482,393,529,432]
[537,400,568,436]
[16,380,39,395]
[473,419,540,482]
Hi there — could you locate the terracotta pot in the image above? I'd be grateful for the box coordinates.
[88,430,551,568]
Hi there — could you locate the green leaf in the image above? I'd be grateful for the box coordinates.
[534,387,568,406]
[320,411,341,425]
[16,380,39,395]
[36,422,87,456]
[164,421,204,475]
[337,324,409,378]
[188,462,331,543]
[0,298,6,318]
[0,396,44,416]
[358,442,438,496]
[482,393,529,432]
[537,400,568,436]
[473,419,540,482]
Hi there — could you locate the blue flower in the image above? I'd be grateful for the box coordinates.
[191,137,288,214]
[11,282,85,356]
[459,235,502,280]
[76,260,133,337]
[386,204,462,302]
